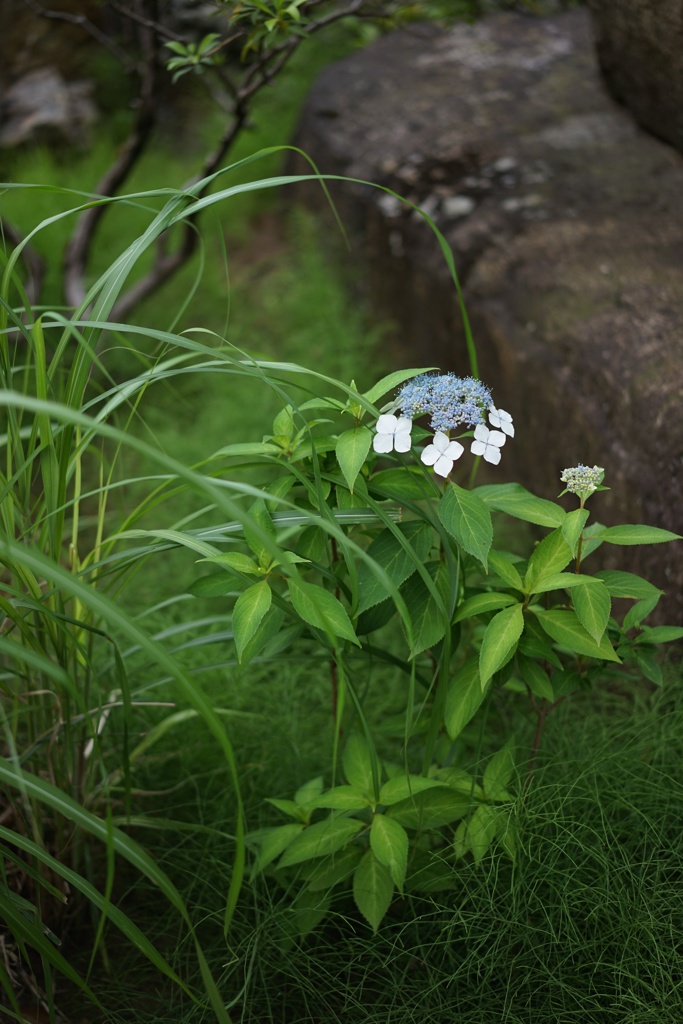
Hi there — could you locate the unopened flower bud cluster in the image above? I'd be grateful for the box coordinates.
[372,373,514,478]
[560,464,604,497]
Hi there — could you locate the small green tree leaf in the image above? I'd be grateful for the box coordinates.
[343,733,376,797]
[638,625,683,644]
[517,654,554,701]
[487,550,524,592]
[524,529,573,594]
[483,740,516,801]
[439,482,493,568]
[453,592,517,622]
[243,498,277,566]
[233,581,272,663]
[572,581,611,643]
[454,804,498,863]
[288,578,360,647]
[250,823,304,879]
[370,814,409,891]
[595,525,681,545]
[623,594,662,630]
[201,551,262,575]
[530,572,601,594]
[363,367,435,405]
[379,775,445,806]
[309,786,371,811]
[401,560,450,657]
[475,483,565,528]
[534,609,621,662]
[444,656,488,740]
[370,467,431,499]
[479,604,524,689]
[294,776,324,807]
[336,426,373,493]
[305,845,364,892]
[352,849,394,932]
[386,787,470,829]
[278,817,364,868]
[561,507,590,556]
[357,522,433,614]
[239,606,285,666]
[594,570,663,600]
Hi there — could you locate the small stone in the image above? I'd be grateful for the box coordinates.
[493,156,518,173]
[377,194,403,218]
[442,195,476,219]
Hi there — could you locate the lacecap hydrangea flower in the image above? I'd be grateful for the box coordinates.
[372,372,514,477]
[560,464,604,500]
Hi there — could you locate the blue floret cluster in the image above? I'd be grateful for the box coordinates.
[396,374,493,433]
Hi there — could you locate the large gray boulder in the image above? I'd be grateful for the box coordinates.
[587,0,683,155]
[0,68,97,148]
[290,10,683,624]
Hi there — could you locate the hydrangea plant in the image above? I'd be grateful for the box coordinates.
[192,364,682,937]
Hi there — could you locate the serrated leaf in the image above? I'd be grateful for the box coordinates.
[534,609,621,662]
[487,550,524,591]
[215,441,281,457]
[453,592,517,623]
[623,594,662,630]
[288,578,360,647]
[594,570,663,600]
[454,804,497,863]
[517,654,554,701]
[343,733,376,796]
[483,741,516,801]
[401,560,450,657]
[572,581,610,643]
[378,775,445,806]
[479,604,524,688]
[524,529,573,594]
[309,786,371,811]
[561,507,590,557]
[272,405,295,440]
[530,571,601,594]
[439,482,493,568]
[336,426,373,493]
[353,850,394,932]
[200,551,262,575]
[363,367,435,405]
[233,581,272,663]
[475,483,565,528]
[265,798,306,821]
[250,823,304,879]
[294,776,324,807]
[595,525,681,545]
[518,618,564,669]
[306,845,364,892]
[633,648,663,686]
[357,522,433,614]
[278,817,364,868]
[370,815,409,891]
[444,657,487,740]
[187,572,238,598]
[239,606,285,667]
[638,625,683,644]
[370,467,431,499]
[243,498,277,565]
[386,787,470,829]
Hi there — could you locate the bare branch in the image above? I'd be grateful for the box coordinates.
[19,0,136,72]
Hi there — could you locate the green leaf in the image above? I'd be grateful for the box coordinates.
[357,522,433,614]
[203,551,262,575]
[479,604,524,689]
[386,787,470,829]
[524,528,573,594]
[534,609,621,662]
[233,581,271,663]
[483,741,516,801]
[187,572,238,598]
[243,498,277,565]
[378,775,445,806]
[633,648,663,686]
[453,592,517,622]
[250,824,305,878]
[638,625,683,644]
[288,578,360,647]
[370,815,409,891]
[278,817,364,868]
[265,798,306,821]
[444,657,488,740]
[343,733,376,797]
[401,560,450,658]
[309,786,371,811]
[272,405,295,441]
[561,507,590,557]
[216,441,281,457]
[475,483,565,528]
[336,426,373,493]
[240,606,286,665]
[454,804,498,864]
[623,594,662,630]
[439,482,493,569]
[352,850,394,932]
[370,467,431,499]
[595,525,681,545]
[594,570,663,600]
[572,581,611,643]
[517,655,554,701]
[294,776,324,807]
[305,845,363,892]
[487,550,524,592]
[518,618,564,669]
[530,571,601,594]
[363,367,435,405]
